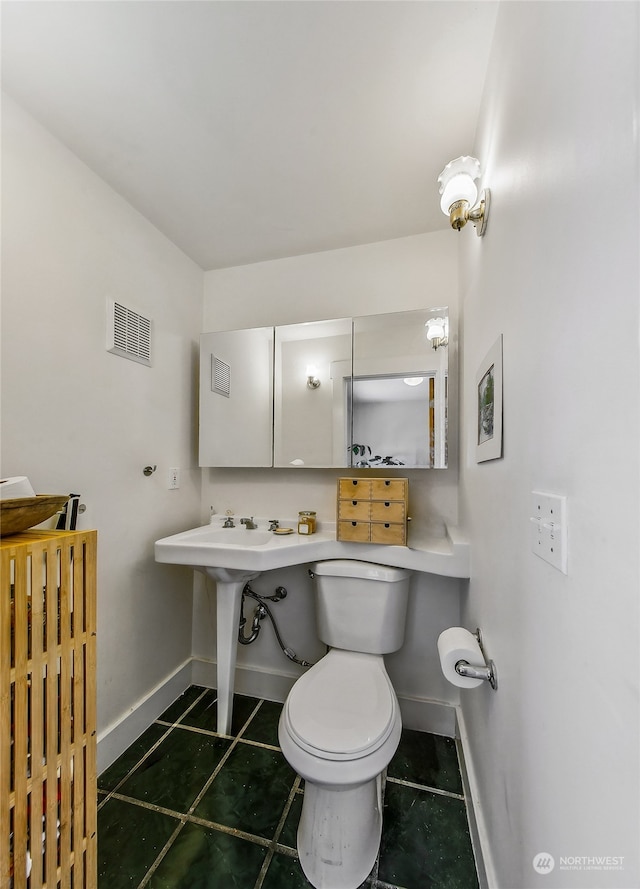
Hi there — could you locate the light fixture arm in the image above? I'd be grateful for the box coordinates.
[447,189,490,237]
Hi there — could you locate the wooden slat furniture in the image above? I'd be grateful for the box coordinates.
[337,478,408,545]
[1,530,97,889]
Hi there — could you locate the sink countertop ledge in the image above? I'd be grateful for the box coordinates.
[155,521,470,579]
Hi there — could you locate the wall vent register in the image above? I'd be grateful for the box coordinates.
[211,355,231,397]
[106,298,152,366]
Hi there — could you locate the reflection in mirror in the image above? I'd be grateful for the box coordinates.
[351,308,448,468]
[199,327,274,467]
[274,318,352,467]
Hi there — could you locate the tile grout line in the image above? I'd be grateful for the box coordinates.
[157,718,282,753]
[386,774,465,801]
[252,774,303,889]
[136,819,188,889]
[133,697,265,889]
[97,688,211,812]
[107,788,282,851]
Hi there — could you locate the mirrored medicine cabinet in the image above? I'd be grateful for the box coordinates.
[199,307,449,469]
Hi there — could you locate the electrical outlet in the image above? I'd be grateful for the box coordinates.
[168,467,180,490]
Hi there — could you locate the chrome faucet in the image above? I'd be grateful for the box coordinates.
[222,516,235,528]
[240,517,258,529]
[268,519,279,531]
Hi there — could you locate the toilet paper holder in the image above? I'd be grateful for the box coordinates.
[455,628,498,691]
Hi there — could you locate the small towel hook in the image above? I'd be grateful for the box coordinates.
[143,465,157,476]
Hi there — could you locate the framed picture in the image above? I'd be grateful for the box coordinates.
[476,334,503,462]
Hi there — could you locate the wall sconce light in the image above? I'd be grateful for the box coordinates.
[425,317,449,350]
[437,156,490,237]
[306,365,321,389]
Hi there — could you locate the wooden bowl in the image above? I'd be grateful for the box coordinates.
[0,495,70,537]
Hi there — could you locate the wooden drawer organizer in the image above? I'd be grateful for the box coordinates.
[1,530,97,889]
[337,478,408,545]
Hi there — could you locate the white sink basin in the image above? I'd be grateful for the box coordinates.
[195,528,273,546]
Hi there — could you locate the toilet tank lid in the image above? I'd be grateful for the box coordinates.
[311,560,410,581]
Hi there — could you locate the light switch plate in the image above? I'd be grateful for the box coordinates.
[530,491,568,574]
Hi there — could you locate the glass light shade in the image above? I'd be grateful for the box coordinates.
[437,156,481,215]
[425,318,447,341]
[403,377,424,387]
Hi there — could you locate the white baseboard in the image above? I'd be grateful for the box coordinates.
[398,693,457,736]
[97,658,192,774]
[456,705,497,889]
[191,657,300,703]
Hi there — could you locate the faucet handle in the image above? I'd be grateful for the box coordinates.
[268,519,279,531]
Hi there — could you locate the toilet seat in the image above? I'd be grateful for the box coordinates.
[284,650,397,761]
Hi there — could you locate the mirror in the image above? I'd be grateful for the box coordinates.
[199,327,274,467]
[198,307,449,469]
[274,318,352,467]
[351,308,448,468]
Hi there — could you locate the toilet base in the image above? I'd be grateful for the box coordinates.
[297,773,384,889]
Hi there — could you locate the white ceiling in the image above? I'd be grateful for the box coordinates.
[1,1,499,271]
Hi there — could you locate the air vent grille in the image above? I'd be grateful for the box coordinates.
[212,355,230,397]
[107,299,152,366]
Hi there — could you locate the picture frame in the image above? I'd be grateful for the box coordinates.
[476,334,503,463]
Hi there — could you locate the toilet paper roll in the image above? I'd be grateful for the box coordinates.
[437,627,485,689]
[0,476,36,500]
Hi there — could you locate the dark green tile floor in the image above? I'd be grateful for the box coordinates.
[98,686,480,889]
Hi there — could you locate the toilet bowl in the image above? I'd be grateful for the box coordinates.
[278,559,410,889]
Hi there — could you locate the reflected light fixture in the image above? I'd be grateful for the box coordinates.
[306,365,321,389]
[425,317,449,350]
[403,377,424,387]
[437,156,490,237]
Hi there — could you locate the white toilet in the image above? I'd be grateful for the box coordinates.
[278,559,411,889]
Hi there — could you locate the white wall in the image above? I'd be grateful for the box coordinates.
[458,4,639,887]
[1,96,203,761]
[196,232,464,728]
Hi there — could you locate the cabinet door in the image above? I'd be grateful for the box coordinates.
[352,308,449,468]
[199,328,274,467]
[274,318,352,468]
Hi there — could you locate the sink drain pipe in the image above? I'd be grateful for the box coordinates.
[238,583,314,668]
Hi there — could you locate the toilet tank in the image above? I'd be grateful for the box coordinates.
[311,560,411,654]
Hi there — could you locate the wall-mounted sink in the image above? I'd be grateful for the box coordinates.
[156,520,470,577]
